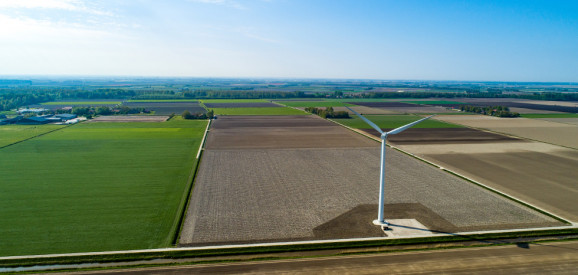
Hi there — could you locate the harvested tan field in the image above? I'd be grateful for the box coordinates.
[87,116,169,122]
[360,128,522,144]
[435,115,578,148]
[180,115,563,246]
[205,115,377,149]
[535,117,578,126]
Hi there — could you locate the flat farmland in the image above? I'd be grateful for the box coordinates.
[87,115,169,122]
[210,107,307,116]
[347,102,421,108]
[277,101,355,107]
[360,128,523,145]
[180,116,561,246]
[333,115,462,130]
[331,106,400,115]
[435,115,578,149]
[397,141,578,221]
[204,102,281,108]
[0,124,65,148]
[0,118,207,256]
[123,102,206,115]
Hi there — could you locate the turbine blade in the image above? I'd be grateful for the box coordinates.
[387,115,435,135]
[345,106,384,134]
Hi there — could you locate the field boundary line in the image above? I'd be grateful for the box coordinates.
[0,123,74,150]
[171,119,212,246]
[327,117,572,224]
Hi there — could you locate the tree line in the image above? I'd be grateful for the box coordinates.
[304,107,350,118]
[182,109,214,120]
[459,105,520,117]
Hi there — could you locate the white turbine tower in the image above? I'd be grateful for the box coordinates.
[345,107,434,229]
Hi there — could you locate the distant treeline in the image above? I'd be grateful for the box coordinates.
[182,109,214,120]
[305,107,350,119]
[2,86,578,111]
[70,106,149,118]
[460,105,520,117]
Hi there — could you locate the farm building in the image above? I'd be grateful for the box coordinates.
[17,116,51,125]
[54,114,77,120]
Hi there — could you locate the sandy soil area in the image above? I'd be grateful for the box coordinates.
[360,128,522,144]
[535,117,578,126]
[435,115,578,148]
[87,116,169,122]
[509,107,564,114]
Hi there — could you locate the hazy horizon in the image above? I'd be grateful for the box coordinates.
[1,0,577,82]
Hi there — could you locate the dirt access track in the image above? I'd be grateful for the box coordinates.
[179,115,562,246]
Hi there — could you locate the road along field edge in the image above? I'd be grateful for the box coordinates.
[327,117,573,225]
[170,119,212,246]
[1,227,577,270]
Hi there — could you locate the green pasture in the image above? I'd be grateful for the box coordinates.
[41,101,122,105]
[200,99,269,103]
[0,118,207,256]
[126,99,199,103]
[401,100,466,105]
[521,113,578,118]
[332,115,462,129]
[212,107,308,115]
[277,101,355,107]
[0,125,65,148]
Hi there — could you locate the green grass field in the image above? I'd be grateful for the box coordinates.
[200,99,269,103]
[0,118,207,256]
[521,113,578,118]
[41,101,122,105]
[401,100,466,105]
[332,115,462,129]
[276,101,355,107]
[212,107,308,115]
[0,125,66,148]
[126,99,199,103]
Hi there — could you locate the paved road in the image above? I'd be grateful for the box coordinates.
[67,241,578,274]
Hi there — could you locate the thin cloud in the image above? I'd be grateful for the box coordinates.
[0,0,112,16]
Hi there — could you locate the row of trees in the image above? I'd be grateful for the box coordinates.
[304,107,350,118]
[459,105,520,117]
[182,109,214,120]
[71,106,149,118]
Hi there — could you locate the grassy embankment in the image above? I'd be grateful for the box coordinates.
[333,115,463,129]
[0,118,207,256]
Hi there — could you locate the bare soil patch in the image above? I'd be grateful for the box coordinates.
[509,107,564,114]
[421,150,578,222]
[87,116,169,122]
[206,116,377,149]
[359,128,522,144]
[180,148,561,246]
[535,118,578,126]
[436,115,578,148]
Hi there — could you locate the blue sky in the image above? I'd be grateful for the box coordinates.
[0,0,576,81]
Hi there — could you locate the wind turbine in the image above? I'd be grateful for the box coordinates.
[345,107,434,229]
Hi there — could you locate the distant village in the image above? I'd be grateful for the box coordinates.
[0,108,81,125]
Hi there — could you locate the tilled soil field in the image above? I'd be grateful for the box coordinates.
[180,115,562,246]
[205,116,376,149]
[410,148,578,222]
[332,106,400,115]
[359,128,523,144]
[204,102,281,108]
[436,115,578,149]
[123,102,206,115]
